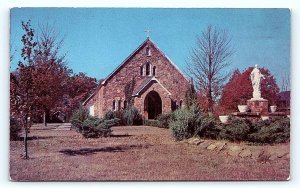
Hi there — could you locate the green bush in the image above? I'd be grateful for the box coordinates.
[10,117,22,141]
[70,106,89,126]
[70,107,119,138]
[170,105,203,141]
[195,116,221,139]
[104,107,143,126]
[103,110,115,120]
[218,116,251,142]
[122,106,143,126]
[248,117,290,144]
[169,104,290,144]
[157,113,174,128]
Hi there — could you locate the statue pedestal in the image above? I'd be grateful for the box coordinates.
[247,99,269,115]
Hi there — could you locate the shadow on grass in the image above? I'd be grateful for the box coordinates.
[59,144,152,156]
[110,134,132,138]
[18,136,56,141]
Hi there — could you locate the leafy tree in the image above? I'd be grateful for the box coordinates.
[186,25,233,113]
[219,67,280,113]
[61,72,97,120]
[10,20,37,159]
[31,23,71,126]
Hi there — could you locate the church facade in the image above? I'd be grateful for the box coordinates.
[83,37,190,119]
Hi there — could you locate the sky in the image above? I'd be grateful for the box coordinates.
[10,8,290,90]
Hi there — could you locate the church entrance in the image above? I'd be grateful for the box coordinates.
[144,91,162,119]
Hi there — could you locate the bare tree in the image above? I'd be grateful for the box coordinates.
[281,73,290,92]
[186,25,233,113]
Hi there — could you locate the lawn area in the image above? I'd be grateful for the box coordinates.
[10,124,289,181]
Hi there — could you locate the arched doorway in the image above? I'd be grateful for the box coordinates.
[144,91,162,119]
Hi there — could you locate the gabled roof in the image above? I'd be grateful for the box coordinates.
[132,76,172,96]
[101,37,189,85]
[83,37,189,106]
[82,87,100,106]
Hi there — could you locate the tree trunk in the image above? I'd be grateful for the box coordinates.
[43,111,47,127]
[23,128,28,159]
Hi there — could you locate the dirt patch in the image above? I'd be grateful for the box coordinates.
[10,125,289,181]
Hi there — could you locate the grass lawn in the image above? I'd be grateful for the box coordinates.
[10,124,290,181]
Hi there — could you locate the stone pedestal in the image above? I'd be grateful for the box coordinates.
[247,99,269,115]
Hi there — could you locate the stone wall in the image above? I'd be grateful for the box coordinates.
[91,38,190,118]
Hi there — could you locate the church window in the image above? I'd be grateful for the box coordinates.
[140,66,144,76]
[118,100,122,111]
[171,100,178,111]
[124,100,127,109]
[112,100,116,111]
[153,66,156,76]
[146,63,151,76]
[146,47,151,56]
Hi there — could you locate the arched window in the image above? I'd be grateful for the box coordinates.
[153,66,156,76]
[146,63,151,76]
[146,47,151,56]
[124,100,127,109]
[171,99,177,111]
[140,66,143,76]
[112,100,116,111]
[118,100,122,111]
[179,100,183,108]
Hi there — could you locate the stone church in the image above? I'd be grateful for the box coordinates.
[83,37,190,119]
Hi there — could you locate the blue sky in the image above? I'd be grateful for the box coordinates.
[10,8,290,89]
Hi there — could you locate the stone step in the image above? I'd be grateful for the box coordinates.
[53,125,71,131]
[53,128,71,131]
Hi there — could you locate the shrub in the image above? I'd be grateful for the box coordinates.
[103,110,115,120]
[195,116,221,139]
[79,116,120,138]
[170,105,203,141]
[122,106,143,126]
[218,116,251,142]
[10,117,22,141]
[248,117,290,144]
[70,106,89,126]
[104,107,143,126]
[70,107,120,138]
[157,113,174,128]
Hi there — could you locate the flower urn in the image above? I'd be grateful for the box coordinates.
[270,105,277,113]
[238,105,249,113]
[219,115,229,124]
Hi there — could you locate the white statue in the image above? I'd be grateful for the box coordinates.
[250,64,265,100]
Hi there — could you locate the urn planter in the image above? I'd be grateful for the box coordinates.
[238,105,249,113]
[219,115,229,124]
[270,105,277,113]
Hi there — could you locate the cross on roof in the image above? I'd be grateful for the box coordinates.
[144,29,151,38]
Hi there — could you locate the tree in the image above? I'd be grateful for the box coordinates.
[61,72,98,120]
[219,67,280,113]
[32,23,71,126]
[186,25,233,113]
[184,79,198,110]
[10,20,37,159]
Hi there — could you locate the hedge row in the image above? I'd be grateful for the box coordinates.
[169,106,290,144]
